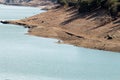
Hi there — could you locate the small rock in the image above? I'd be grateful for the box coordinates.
[105,35,113,40]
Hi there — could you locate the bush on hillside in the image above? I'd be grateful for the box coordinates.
[57,0,120,18]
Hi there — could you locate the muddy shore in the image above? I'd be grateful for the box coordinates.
[1,7,120,52]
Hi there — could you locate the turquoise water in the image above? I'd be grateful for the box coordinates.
[0,4,120,80]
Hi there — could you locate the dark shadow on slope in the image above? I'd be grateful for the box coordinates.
[68,10,78,15]
[86,7,104,20]
[65,6,77,12]
[105,24,120,34]
[86,13,98,20]
[60,7,107,25]
[60,12,87,25]
[113,19,120,24]
[60,7,88,25]
[60,7,120,30]
[89,18,112,30]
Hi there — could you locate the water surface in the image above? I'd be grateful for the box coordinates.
[0,4,120,80]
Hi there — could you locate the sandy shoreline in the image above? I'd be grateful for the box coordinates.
[1,7,120,52]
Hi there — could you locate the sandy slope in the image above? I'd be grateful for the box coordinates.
[2,7,120,52]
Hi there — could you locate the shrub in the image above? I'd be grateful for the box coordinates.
[57,0,120,17]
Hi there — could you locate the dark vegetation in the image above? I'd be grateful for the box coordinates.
[57,0,120,19]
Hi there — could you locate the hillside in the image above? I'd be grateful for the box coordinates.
[0,0,120,52]
[3,7,120,52]
[0,0,56,8]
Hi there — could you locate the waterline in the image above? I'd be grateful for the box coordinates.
[0,4,120,80]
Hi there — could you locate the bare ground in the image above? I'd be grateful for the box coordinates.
[2,7,120,52]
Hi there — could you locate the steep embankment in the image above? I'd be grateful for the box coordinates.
[2,7,120,52]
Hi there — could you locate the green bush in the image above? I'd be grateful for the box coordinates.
[109,2,120,17]
[57,0,120,17]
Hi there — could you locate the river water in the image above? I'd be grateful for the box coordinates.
[0,4,120,80]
